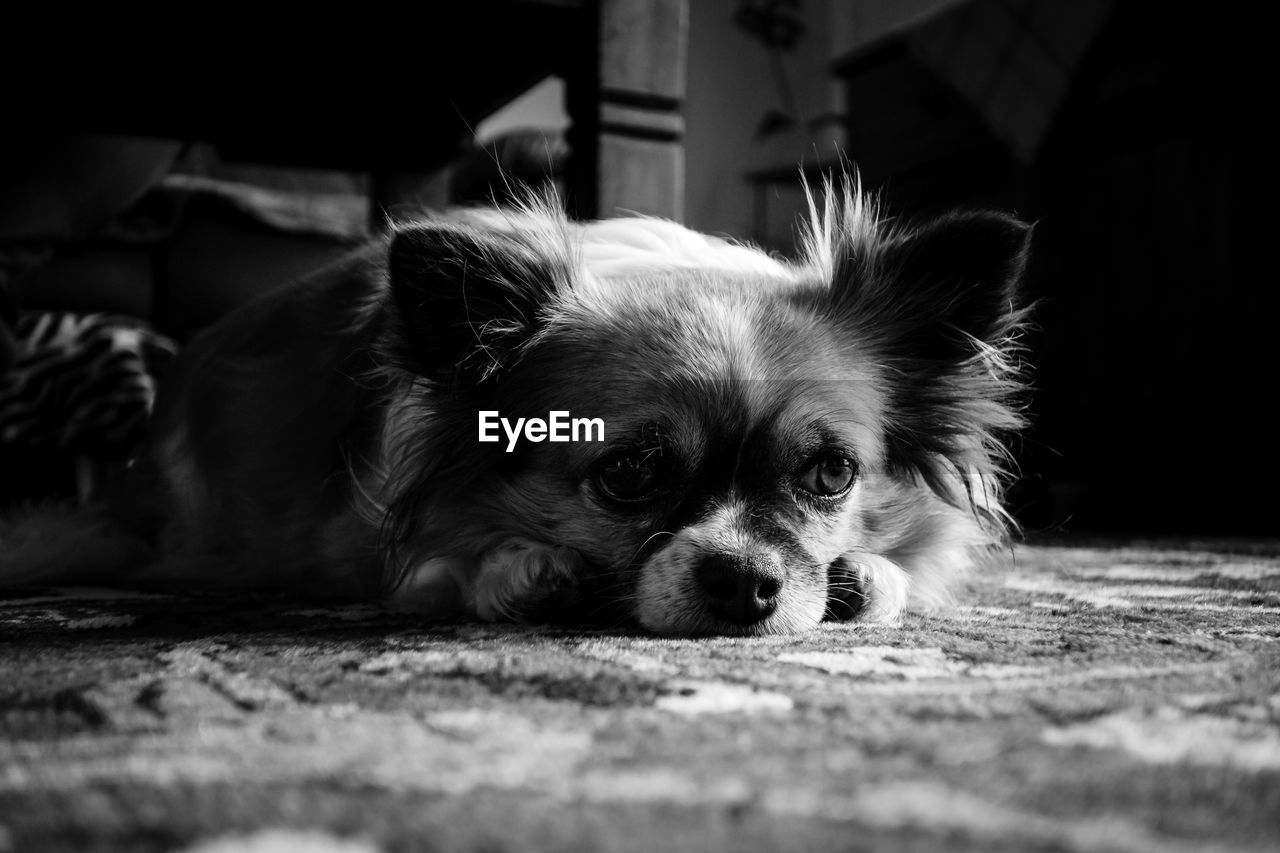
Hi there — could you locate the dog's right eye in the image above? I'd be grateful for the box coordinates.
[797,454,857,497]
[595,454,661,503]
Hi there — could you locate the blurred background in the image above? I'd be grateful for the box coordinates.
[0,0,1270,537]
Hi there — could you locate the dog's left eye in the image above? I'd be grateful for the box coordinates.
[798,454,856,496]
[595,454,661,503]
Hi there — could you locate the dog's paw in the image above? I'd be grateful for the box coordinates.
[825,553,909,624]
[472,538,587,623]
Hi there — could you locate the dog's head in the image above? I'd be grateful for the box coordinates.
[378,186,1031,635]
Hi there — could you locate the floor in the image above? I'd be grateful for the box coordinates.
[2,542,1278,852]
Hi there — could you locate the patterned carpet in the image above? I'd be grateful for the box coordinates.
[1,542,1278,853]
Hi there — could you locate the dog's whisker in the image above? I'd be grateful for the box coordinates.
[628,530,676,567]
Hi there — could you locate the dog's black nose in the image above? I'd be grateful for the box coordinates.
[694,555,783,624]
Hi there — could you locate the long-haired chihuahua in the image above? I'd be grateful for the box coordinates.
[1,178,1031,636]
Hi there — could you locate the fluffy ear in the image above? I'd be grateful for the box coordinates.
[388,221,569,386]
[834,210,1031,361]
[831,209,1033,522]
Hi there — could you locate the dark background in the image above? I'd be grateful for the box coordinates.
[1,0,1272,537]
[831,1,1269,536]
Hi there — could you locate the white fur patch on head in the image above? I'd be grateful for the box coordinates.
[451,201,794,285]
[577,217,793,281]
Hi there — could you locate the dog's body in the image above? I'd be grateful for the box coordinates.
[2,182,1031,636]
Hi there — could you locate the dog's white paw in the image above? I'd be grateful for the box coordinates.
[472,538,586,622]
[856,554,910,623]
[828,553,910,624]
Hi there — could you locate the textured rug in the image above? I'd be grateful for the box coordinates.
[1,542,1278,853]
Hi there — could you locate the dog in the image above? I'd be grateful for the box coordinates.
[0,178,1031,636]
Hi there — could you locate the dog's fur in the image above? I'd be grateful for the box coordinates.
[0,179,1032,636]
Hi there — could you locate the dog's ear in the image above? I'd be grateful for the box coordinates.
[388,222,568,386]
[830,209,1032,517]
[833,210,1031,361]
[882,210,1030,356]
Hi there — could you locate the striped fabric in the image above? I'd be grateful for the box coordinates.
[0,312,176,456]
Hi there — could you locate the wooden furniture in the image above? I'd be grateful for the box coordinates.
[3,2,688,223]
[590,0,687,220]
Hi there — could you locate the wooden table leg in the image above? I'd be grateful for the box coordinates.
[566,0,688,222]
